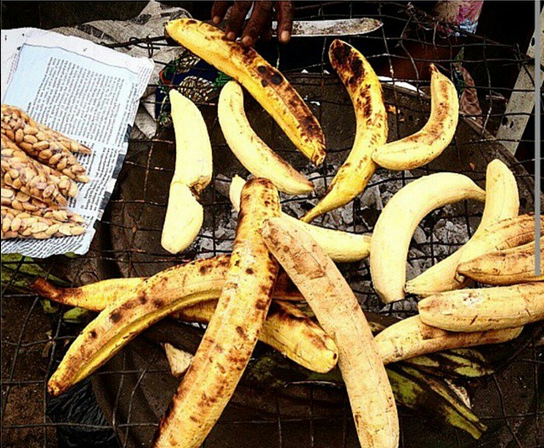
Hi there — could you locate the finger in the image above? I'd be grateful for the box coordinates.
[211,1,232,24]
[261,13,274,42]
[242,1,273,47]
[276,1,294,43]
[225,1,253,40]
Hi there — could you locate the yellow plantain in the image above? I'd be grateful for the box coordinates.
[458,237,544,285]
[47,256,237,396]
[301,39,388,223]
[261,217,399,448]
[169,89,212,194]
[372,64,459,170]
[161,89,212,254]
[176,300,338,373]
[33,274,337,374]
[161,182,203,254]
[31,276,146,311]
[370,172,486,303]
[165,19,325,165]
[218,81,314,195]
[405,159,519,296]
[457,214,543,265]
[154,178,281,448]
[418,283,544,332]
[375,315,522,365]
[31,256,302,312]
[230,175,371,262]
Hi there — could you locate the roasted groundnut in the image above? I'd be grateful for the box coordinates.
[1,104,90,182]
[2,135,70,207]
[1,205,85,239]
[1,181,53,211]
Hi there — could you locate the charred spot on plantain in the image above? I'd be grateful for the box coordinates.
[199,264,211,274]
[249,178,272,188]
[300,116,322,139]
[109,310,122,323]
[268,301,281,313]
[122,300,136,310]
[227,352,247,366]
[255,298,269,310]
[89,330,97,339]
[245,267,254,275]
[235,326,246,337]
[270,73,283,85]
[237,45,257,64]
[204,393,218,404]
[256,65,284,88]
[426,124,443,136]
[153,299,165,308]
[360,92,374,117]
[348,58,365,83]
[353,414,363,429]
[330,41,351,65]
[288,98,299,109]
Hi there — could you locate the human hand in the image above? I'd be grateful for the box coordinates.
[211,1,294,47]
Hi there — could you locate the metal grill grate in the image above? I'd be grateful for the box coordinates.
[2,2,542,448]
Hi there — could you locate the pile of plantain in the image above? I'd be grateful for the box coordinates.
[28,18,542,448]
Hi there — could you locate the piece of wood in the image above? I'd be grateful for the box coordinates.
[496,8,543,155]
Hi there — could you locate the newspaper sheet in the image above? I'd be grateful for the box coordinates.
[1,27,154,257]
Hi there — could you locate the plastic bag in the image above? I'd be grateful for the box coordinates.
[47,379,119,448]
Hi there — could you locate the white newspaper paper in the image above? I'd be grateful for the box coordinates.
[1,28,154,257]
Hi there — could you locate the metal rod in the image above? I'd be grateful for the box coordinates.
[535,0,542,276]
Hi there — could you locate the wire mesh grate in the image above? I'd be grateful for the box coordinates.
[2,2,542,448]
